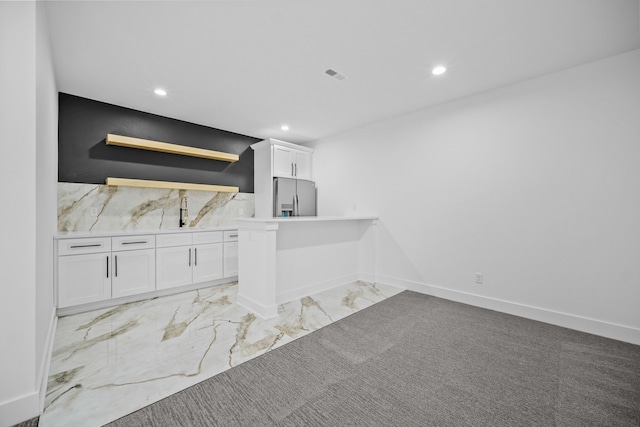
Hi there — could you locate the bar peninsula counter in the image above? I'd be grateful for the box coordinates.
[235,216,379,318]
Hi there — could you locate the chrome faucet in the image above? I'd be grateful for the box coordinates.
[179,197,189,227]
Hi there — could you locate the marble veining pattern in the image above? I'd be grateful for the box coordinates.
[40,281,403,427]
[58,182,255,232]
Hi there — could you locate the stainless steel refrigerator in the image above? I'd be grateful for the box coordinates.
[273,177,317,217]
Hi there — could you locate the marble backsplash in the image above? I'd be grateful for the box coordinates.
[58,182,254,232]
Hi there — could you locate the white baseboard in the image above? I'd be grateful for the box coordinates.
[38,308,57,411]
[0,391,39,427]
[0,307,56,427]
[358,273,377,283]
[378,275,640,346]
[276,273,360,305]
[236,294,278,319]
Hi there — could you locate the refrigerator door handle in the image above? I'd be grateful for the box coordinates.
[293,194,299,216]
[273,178,277,217]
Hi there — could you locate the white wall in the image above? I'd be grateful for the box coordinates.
[308,49,640,344]
[0,2,58,426]
[36,0,58,411]
[0,1,38,425]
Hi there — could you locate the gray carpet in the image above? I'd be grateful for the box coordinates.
[104,291,640,426]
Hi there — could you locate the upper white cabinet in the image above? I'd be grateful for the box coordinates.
[273,145,293,177]
[251,138,314,217]
[272,144,312,180]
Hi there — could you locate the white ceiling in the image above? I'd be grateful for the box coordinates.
[44,0,640,144]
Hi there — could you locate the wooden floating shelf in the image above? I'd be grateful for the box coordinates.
[106,134,239,162]
[106,177,239,193]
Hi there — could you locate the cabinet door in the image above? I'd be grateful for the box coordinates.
[112,249,156,298]
[293,150,312,180]
[58,253,111,308]
[273,145,293,177]
[223,241,238,278]
[156,246,192,290]
[193,243,223,284]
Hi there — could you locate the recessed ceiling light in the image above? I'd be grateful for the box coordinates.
[154,88,167,96]
[281,125,290,131]
[432,66,447,76]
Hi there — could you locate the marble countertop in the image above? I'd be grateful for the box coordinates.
[55,225,238,240]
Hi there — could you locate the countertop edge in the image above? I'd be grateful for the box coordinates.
[55,225,239,240]
[236,215,379,224]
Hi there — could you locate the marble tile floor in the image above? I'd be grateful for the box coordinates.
[40,281,403,427]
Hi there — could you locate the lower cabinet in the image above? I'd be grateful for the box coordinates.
[192,243,224,283]
[110,236,156,299]
[58,252,111,308]
[112,249,156,298]
[156,245,193,290]
[223,230,239,277]
[57,229,237,310]
[156,232,224,291]
[58,236,156,307]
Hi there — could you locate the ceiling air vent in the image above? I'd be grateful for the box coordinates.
[325,69,347,82]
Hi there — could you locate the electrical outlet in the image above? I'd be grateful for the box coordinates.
[89,207,99,217]
[475,273,483,284]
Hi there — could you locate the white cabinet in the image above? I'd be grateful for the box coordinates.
[293,150,311,180]
[58,238,112,308]
[193,243,224,283]
[251,138,314,217]
[272,144,312,180]
[111,235,156,298]
[58,252,111,308]
[156,231,224,290]
[223,230,239,278]
[57,228,237,311]
[273,145,294,177]
[58,236,157,306]
[156,245,193,290]
[112,249,156,298]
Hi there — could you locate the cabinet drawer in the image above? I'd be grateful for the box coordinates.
[58,237,111,256]
[224,230,238,242]
[112,235,155,251]
[193,231,223,245]
[156,233,193,248]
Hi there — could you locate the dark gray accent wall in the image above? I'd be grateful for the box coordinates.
[58,93,260,193]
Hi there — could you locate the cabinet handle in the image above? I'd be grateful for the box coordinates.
[228,234,238,238]
[115,255,118,277]
[294,163,297,176]
[195,248,198,266]
[291,163,294,176]
[121,240,147,245]
[70,243,102,249]
[106,256,109,278]
[188,248,191,267]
